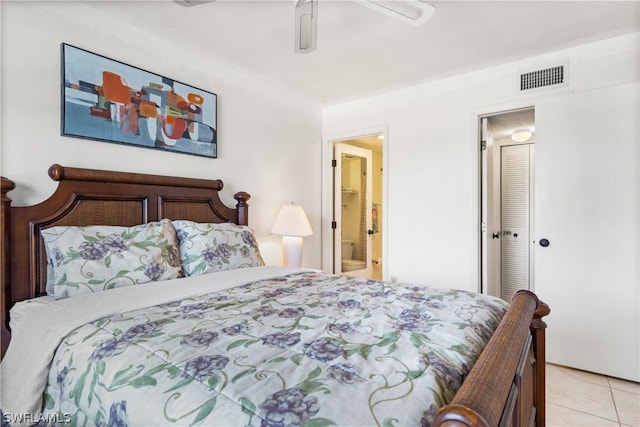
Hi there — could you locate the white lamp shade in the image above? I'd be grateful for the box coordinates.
[271,205,313,237]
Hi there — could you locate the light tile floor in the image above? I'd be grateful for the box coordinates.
[547,363,640,426]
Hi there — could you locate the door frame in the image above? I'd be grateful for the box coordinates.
[321,126,388,279]
[474,100,537,295]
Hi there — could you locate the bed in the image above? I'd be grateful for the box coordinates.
[0,164,549,427]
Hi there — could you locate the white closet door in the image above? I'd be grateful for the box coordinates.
[536,83,639,381]
[501,144,531,301]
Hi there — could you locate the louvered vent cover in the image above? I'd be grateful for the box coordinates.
[520,65,565,91]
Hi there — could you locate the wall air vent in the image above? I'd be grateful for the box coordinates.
[519,65,566,91]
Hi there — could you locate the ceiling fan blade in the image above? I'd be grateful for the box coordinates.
[173,0,215,7]
[359,0,435,26]
[294,0,318,54]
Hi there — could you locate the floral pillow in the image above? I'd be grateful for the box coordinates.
[172,220,265,276]
[41,220,182,298]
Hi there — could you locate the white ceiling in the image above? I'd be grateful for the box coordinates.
[95,1,638,107]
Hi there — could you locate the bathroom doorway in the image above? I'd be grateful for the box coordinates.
[330,134,384,280]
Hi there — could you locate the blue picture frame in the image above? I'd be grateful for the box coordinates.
[61,43,217,158]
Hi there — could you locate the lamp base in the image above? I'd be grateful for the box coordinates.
[281,235,304,268]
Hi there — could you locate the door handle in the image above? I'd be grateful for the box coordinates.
[502,231,512,236]
[492,232,500,239]
[367,229,374,235]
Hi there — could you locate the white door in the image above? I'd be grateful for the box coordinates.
[334,143,373,278]
[535,83,639,381]
[480,118,490,294]
[500,144,534,302]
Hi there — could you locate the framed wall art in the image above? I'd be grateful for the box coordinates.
[61,43,217,158]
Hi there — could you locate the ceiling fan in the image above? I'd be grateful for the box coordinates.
[175,0,435,54]
[295,0,435,53]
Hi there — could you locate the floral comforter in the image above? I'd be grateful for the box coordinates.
[43,271,507,426]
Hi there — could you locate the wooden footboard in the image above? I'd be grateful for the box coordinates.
[433,290,549,427]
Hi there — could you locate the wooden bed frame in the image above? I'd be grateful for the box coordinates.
[0,164,549,427]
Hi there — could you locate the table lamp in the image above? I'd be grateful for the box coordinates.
[271,204,313,268]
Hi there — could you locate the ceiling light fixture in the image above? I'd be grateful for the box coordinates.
[511,128,533,143]
[295,0,318,53]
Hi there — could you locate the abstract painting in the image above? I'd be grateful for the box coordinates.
[61,43,217,158]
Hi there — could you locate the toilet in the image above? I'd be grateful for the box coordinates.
[341,240,366,272]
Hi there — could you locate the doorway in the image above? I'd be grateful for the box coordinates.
[327,133,384,280]
[334,143,373,278]
[480,108,535,302]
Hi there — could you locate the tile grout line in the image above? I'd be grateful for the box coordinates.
[607,377,623,426]
[547,366,620,425]
[546,401,622,425]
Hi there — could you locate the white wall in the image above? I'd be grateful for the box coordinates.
[0,2,323,268]
[323,33,638,290]
[322,33,639,379]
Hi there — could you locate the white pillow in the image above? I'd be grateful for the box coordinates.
[172,220,264,276]
[41,219,182,298]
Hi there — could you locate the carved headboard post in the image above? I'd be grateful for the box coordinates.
[1,177,16,358]
[234,192,250,226]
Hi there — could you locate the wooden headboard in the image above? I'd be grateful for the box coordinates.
[0,164,250,357]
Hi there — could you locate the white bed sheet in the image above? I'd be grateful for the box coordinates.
[9,295,58,331]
